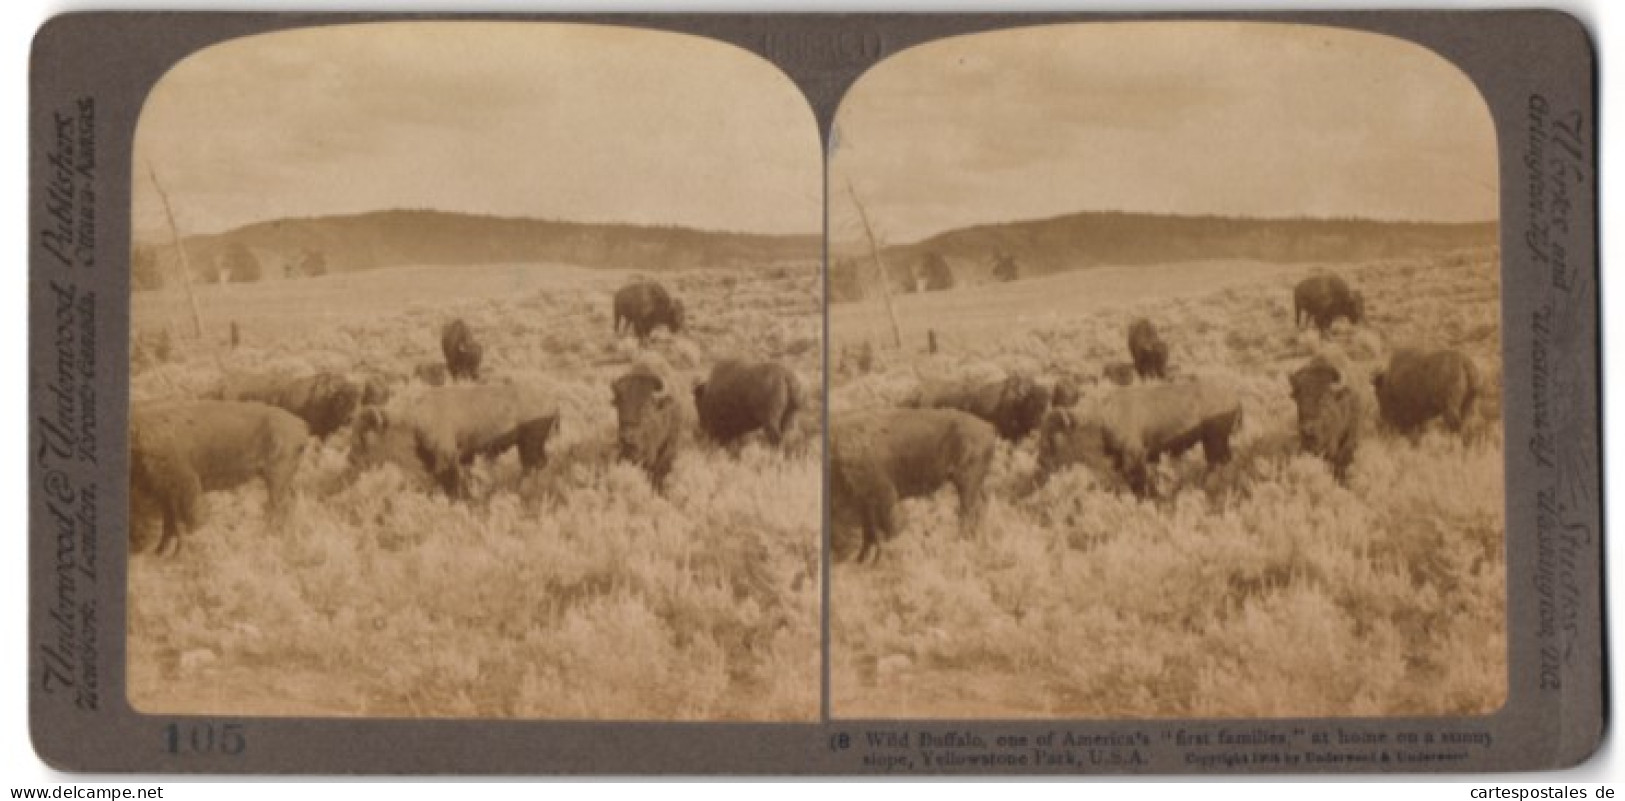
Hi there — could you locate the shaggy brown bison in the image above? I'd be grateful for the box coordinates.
[1293,273,1366,333]
[440,319,483,381]
[1289,357,1362,480]
[1127,318,1169,380]
[905,374,1052,442]
[611,365,683,490]
[829,408,996,564]
[349,383,560,499]
[1371,348,1480,435]
[130,401,310,556]
[1037,380,1242,497]
[693,360,803,447]
[613,281,685,342]
[213,370,364,439]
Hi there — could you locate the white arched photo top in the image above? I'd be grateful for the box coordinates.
[132,21,822,241]
[831,21,1498,246]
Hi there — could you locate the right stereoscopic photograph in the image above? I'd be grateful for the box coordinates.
[827,22,1505,718]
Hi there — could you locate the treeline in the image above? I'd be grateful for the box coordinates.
[132,209,819,289]
[829,212,1497,302]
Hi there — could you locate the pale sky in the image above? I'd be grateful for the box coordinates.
[134,22,822,237]
[831,22,1500,245]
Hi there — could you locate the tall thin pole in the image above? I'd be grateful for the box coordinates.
[145,161,204,339]
[845,179,903,349]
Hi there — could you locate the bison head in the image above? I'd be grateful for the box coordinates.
[307,372,364,439]
[1035,408,1112,484]
[1051,378,1082,409]
[1290,358,1348,456]
[360,374,392,406]
[612,369,676,465]
[348,406,391,469]
[997,375,1051,440]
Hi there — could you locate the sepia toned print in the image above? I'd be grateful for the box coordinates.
[829,22,1505,719]
[126,22,822,720]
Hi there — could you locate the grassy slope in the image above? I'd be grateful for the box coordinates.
[830,249,1506,719]
[128,261,823,720]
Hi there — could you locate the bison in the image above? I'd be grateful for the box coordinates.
[1127,318,1169,380]
[693,359,803,447]
[829,408,996,564]
[213,370,364,439]
[1293,274,1366,333]
[130,401,310,556]
[611,365,683,490]
[1037,380,1242,497]
[1289,357,1362,480]
[440,319,483,381]
[1371,348,1480,436]
[905,374,1052,442]
[613,281,686,342]
[349,383,560,499]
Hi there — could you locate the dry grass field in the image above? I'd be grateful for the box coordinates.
[829,248,1505,719]
[128,261,823,720]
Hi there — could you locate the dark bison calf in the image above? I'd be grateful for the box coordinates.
[130,401,310,556]
[350,384,560,499]
[1371,348,1480,436]
[1127,318,1169,380]
[830,408,996,564]
[440,319,483,381]
[611,366,683,491]
[905,373,1052,442]
[1294,274,1366,333]
[1037,381,1242,497]
[214,370,365,439]
[1289,357,1362,480]
[693,359,803,447]
[613,280,686,342]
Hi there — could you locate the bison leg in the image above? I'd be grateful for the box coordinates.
[516,417,557,473]
[1201,424,1235,466]
[156,508,182,557]
[854,480,899,565]
[856,531,878,564]
[156,474,204,557]
[953,457,992,532]
[859,498,896,565]
[1456,385,1482,432]
[648,447,675,493]
[434,464,471,500]
[1332,451,1353,482]
[146,458,204,557]
[262,449,305,525]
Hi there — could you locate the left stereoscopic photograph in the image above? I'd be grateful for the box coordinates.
[126,22,824,720]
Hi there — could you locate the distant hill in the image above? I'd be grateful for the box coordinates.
[134,209,820,288]
[830,212,1497,302]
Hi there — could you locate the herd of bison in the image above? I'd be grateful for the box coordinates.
[129,279,804,556]
[131,271,1483,569]
[829,271,1483,563]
